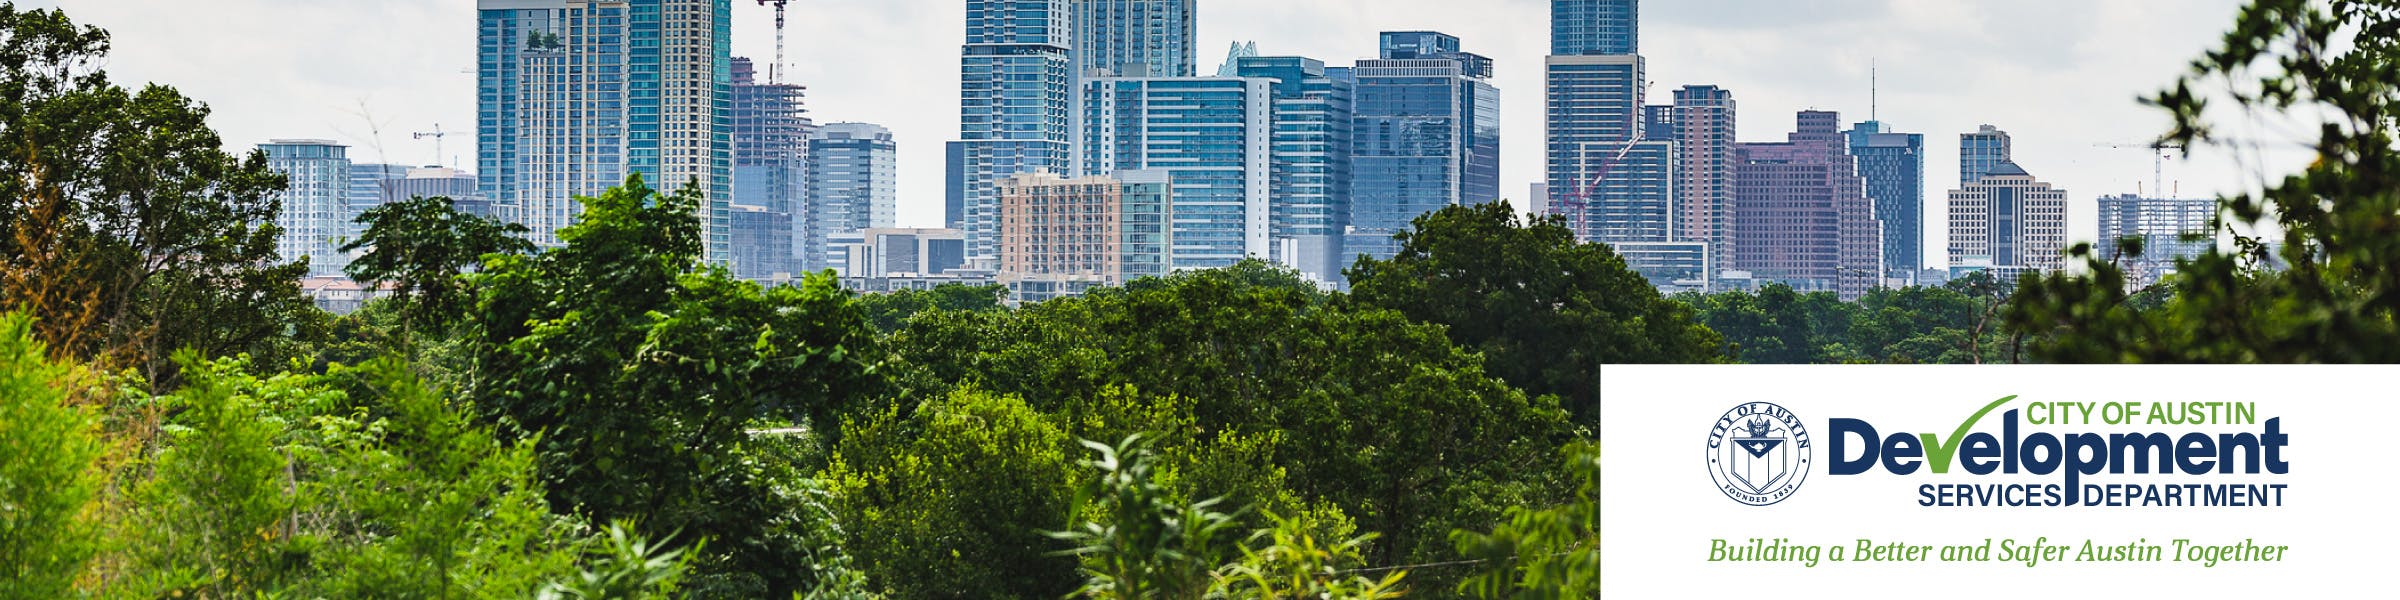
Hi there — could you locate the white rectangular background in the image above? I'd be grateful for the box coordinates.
[1600,365,2396,596]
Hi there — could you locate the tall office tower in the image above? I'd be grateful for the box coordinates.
[2097,194,2216,285]
[477,0,731,255]
[730,56,813,272]
[955,0,1075,269]
[348,163,412,245]
[1551,0,1637,55]
[806,123,899,271]
[1074,0,1196,78]
[729,206,793,280]
[1733,111,1883,300]
[1846,120,1926,277]
[1948,161,2068,280]
[995,170,1173,301]
[1081,76,1272,269]
[1672,85,1736,276]
[1959,124,2012,187]
[1545,0,1690,287]
[261,140,354,277]
[1349,31,1500,264]
[1234,55,1354,283]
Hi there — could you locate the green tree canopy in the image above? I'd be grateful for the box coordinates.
[1346,201,1721,425]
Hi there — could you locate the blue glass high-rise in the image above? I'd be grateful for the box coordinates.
[955,0,1075,268]
[1080,77,1271,269]
[1234,55,1354,283]
[1847,121,1926,275]
[1074,0,1196,78]
[1346,31,1500,265]
[1551,0,1638,56]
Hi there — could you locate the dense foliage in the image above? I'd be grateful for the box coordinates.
[1348,201,1719,424]
[1678,272,2016,364]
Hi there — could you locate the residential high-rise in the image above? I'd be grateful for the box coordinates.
[1080,76,1271,269]
[1847,121,1926,276]
[1948,161,2069,279]
[262,140,354,278]
[1551,0,1638,56]
[955,0,1076,269]
[944,142,966,229]
[2097,194,2216,285]
[730,56,812,273]
[1349,31,1500,264]
[806,123,899,271]
[1073,0,1196,78]
[995,170,1172,301]
[1234,55,1354,283]
[1733,111,1883,300]
[476,0,732,256]
[1545,1,1691,288]
[1960,124,2012,187]
[1672,85,1736,275]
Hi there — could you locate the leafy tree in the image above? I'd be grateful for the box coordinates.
[887,262,1576,584]
[2007,0,2400,361]
[819,388,1080,600]
[0,312,106,598]
[1215,510,1406,600]
[1050,435,1244,600]
[853,283,1008,332]
[1346,201,1721,426]
[0,5,307,380]
[291,358,577,598]
[538,523,695,600]
[464,174,882,595]
[1452,441,1598,600]
[341,195,533,338]
[117,352,310,597]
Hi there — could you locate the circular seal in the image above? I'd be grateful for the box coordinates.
[1706,402,1811,506]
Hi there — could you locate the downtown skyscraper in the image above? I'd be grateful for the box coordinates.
[260,140,354,278]
[1949,160,2068,279]
[1733,111,1883,300]
[1235,56,1354,283]
[1347,31,1500,264]
[954,0,1075,268]
[476,0,733,259]
[1079,77,1271,270]
[1847,120,1925,277]
[807,123,899,272]
[1073,0,1197,78]
[729,55,812,274]
[1546,0,1697,287]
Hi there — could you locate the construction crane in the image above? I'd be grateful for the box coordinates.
[757,0,790,84]
[2094,141,2186,198]
[412,124,449,168]
[1556,137,1645,240]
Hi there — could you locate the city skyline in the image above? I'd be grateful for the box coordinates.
[35,0,2287,263]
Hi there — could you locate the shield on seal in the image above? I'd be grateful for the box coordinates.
[1728,419,1788,494]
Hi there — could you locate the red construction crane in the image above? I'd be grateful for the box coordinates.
[1556,137,1643,240]
[757,0,790,84]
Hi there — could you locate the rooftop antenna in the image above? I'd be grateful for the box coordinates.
[757,0,790,84]
[1870,59,1878,122]
[412,124,449,168]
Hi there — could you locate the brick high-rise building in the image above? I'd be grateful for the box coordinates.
[1734,111,1883,300]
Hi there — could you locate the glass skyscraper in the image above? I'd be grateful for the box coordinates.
[1847,120,1926,275]
[1348,31,1500,265]
[1234,55,1354,283]
[260,140,353,278]
[1733,111,1883,300]
[955,0,1076,268]
[476,0,732,257]
[807,123,899,272]
[730,56,812,271]
[1080,77,1271,269]
[1551,0,1638,56]
[1073,0,1196,78]
[1960,124,2012,187]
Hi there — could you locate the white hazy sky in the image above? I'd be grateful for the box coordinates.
[37,0,2311,270]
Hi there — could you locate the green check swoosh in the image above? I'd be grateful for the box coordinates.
[1921,395,2017,474]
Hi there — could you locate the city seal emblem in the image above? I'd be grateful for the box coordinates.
[1706,402,1810,505]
